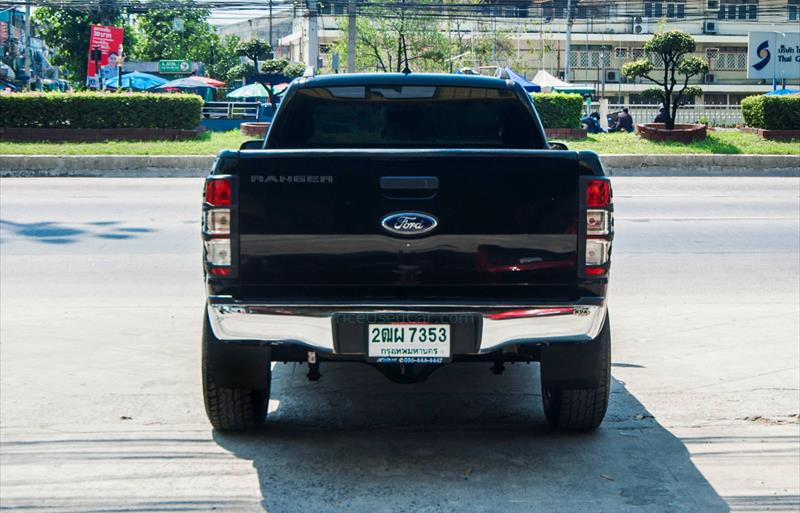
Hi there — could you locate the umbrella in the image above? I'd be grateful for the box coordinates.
[764,88,800,96]
[154,77,216,91]
[105,71,167,90]
[272,82,290,95]
[227,82,270,99]
[191,76,226,87]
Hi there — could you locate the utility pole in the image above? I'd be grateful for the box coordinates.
[600,46,606,97]
[23,0,31,89]
[306,0,318,71]
[564,0,573,82]
[347,0,356,72]
[269,0,273,51]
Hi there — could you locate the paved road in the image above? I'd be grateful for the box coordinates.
[1,177,798,513]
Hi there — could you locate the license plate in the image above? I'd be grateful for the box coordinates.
[368,323,451,361]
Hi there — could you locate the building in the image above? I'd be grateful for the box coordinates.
[217,13,295,58]
[279,0,800,106]
[1,7,61,88]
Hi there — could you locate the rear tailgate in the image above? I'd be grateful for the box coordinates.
[231,149,579,298]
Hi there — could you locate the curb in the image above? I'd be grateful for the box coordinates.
[0,155,214,177]
[602,154,800,177]
[1,154,798,178]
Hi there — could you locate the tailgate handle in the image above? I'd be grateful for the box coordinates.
[380,176,439,191]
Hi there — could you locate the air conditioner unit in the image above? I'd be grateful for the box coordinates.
[706,0,720,11]
[606,70,619,83]
[632,16,648,34]
[704,73,716,83]
[703,20,718,34]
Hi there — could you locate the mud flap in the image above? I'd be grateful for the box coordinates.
[540,339,604,389]
[204,314,272,390]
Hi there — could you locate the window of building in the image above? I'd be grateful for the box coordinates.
[790,0,799,20]
[704,93,728,105]
[728,94,757,105]
[644,0,686,18]
[718,0,758,20]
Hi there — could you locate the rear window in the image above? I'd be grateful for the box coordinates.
[267,85,544,149]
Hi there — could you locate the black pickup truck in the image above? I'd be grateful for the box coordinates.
[201,73,613,432]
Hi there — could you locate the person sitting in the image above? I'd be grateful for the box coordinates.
[609,107,634,133]
[581,112,604,134]
[653,106,669,124]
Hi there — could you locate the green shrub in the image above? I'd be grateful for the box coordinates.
[0,92,204,130]
[741,95,800,130]
[530,92,584,129]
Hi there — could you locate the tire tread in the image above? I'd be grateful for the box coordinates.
[542,314,611,431]
[202,315,268,432]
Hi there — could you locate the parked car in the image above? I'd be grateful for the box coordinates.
[201,73,614,432]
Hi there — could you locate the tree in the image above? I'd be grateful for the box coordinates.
[621,30,709,129]
[134,4,243,81]
[225,63,255,84]
[33,3,135,85]
[334,0,451,73]
[260,59,306,107]
[133,2,217,64]
[236,39,272,72]
[205,34,242,81]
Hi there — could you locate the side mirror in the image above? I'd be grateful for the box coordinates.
[240,139,264,150]
[548,141,569,150]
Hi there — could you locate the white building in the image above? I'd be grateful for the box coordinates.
[279,0,800,106]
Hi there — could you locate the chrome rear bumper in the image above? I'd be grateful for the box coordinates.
[207,297,607,354]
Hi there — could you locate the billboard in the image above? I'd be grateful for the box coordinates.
[747,31,800,80]
[86,24,124,89]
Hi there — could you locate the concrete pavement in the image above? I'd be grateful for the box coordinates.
[0,177,798,512]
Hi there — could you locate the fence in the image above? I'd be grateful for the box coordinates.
[566,50,746,72]
[201,102,259,120]
[609,104,743,127]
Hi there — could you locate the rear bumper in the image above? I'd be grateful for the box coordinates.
[207,296,607,355]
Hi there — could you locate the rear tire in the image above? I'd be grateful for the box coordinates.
[202,314,270,432]
[541,314,611,431]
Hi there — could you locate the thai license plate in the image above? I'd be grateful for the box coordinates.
[368,323,451,361]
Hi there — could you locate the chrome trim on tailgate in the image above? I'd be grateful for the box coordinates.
[208,303,336,352]
[479,304,606,352]
[207,299,606,354]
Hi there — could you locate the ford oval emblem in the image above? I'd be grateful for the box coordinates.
[381,212,438,236]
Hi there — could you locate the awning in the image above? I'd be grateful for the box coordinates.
[554,86,596,95]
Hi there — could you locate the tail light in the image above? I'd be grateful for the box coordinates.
[586,179,611,207]
[203,176,234,277]
[583,178,613,277]
[204,178,231,206]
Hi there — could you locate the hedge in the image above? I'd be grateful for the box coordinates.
[741,95,800,130]
[530,92,584,129]
[0,92,204,130]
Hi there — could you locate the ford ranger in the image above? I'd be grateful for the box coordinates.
[201,73,613,432]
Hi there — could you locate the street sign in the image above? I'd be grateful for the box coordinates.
[747,31,800,80]
[159,60,191,74]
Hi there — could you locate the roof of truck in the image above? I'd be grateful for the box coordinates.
[296,73,515,90]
